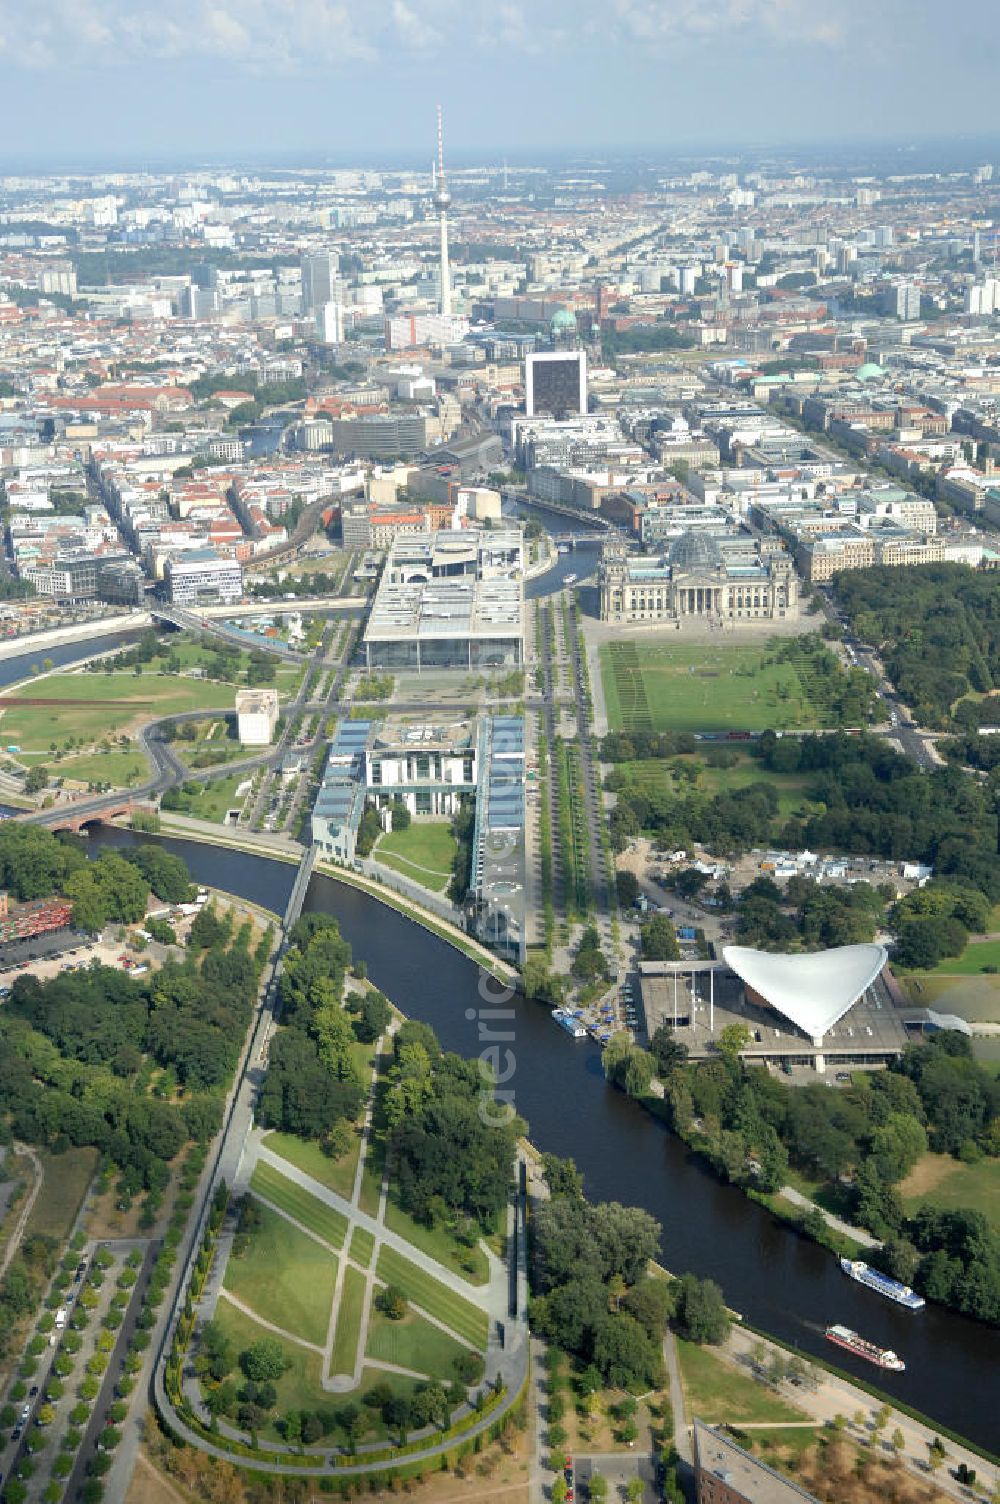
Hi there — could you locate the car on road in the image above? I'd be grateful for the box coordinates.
[19,1404,29,1422]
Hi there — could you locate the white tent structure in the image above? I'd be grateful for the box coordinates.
[722,943,888,1046]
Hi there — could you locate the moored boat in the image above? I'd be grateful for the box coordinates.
[840,1258,925,1311]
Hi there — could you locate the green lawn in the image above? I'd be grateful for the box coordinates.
[899,1152,1000,1231]
[350,1226,375,1268]
[55,748,150,787]
[250,1161,348,1248]
[0,671,233,750]
[366,1306,483,1382]
[599,641,824,734]
[223,1201,337,1346]
[264,1130,363,1202]
[383,1196,489,1286]
[330,1265,366,1377]
[375,1247,488,1350]
[374,822,457,895]
[902,936,1000,977]
[676,1339,810,1425]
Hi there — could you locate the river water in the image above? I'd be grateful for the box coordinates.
[85,827,1000,1451]
[0,629,144,693]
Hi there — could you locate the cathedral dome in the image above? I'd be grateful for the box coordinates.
[668,530,722,573]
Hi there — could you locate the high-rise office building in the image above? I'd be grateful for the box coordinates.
[301,251,340,312]
[524,351,588,419]
[895,283,921,321]
[317,301,346,344]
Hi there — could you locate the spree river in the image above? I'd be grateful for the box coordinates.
[86,827,999,1451]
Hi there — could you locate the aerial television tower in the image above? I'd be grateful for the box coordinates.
[433,104,452,318]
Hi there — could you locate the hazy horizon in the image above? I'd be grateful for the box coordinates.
[0,0,996,167]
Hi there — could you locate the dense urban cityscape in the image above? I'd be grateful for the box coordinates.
[0,97,998,1504]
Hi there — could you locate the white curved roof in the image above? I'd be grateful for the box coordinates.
[723,943,887,1042]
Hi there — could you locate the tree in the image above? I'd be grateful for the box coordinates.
[615,870,640,908]
[541,1153,584,1201]
[240,1338,290,1382]
[650,1025,689,1078]
[24,765,49,794]
[354,989,391,1044]
[390,799,411,832]
[717,1023,751,1062]
[891,1427,905,1456]
[672,1274,731,1345]
[640,915,680,961]
[378,1285,407,1321]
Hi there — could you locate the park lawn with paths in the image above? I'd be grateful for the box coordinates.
[224,1201,338,1346]
[899,1152,1000,1231]
[599,640,824,734]
[201,1302,427,1442]
[264,1130,363,1203]
[0,671,234,750]
[330,1264,367,1377]
[366,1305,483,1382]
[23,1146,99,1242]
[350,1226,376,1268]
[676,1339,810,1426]
[375,1247,488,1350]
[250,1160,348,1248]
[373,821,457,896]
[383,1194,489,1286]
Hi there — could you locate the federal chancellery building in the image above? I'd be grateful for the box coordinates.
[599,532,799,626]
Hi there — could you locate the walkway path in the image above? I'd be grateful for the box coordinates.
[662,1328,691,1468]
[0,1143,42,1280]
[778,1186,880,1250]
[219,1288,325,1353]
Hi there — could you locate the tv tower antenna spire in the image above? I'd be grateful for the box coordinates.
[432,103,452,318]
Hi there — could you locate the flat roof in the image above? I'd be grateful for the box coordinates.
[694,1421,820,1504]
[365,576,523,642]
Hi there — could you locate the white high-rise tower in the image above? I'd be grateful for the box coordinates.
[433,104,452,318]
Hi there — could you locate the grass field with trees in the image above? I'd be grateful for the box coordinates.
[599,634,874,735]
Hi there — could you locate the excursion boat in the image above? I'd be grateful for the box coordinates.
[825,1324,905,1371]
[840,1258,925,1311]
[551,1008,587,1039]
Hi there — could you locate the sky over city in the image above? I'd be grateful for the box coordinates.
[0,0,997,162]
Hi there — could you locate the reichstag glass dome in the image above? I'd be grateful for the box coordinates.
[668,530,722,573]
